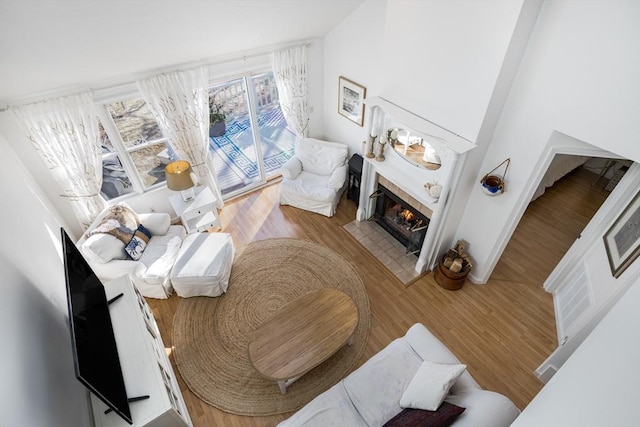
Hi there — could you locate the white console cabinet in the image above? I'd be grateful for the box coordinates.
[92,276,192,427]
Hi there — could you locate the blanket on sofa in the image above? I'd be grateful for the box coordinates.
[89,204,151,260]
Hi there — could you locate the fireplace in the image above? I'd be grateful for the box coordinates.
[371,184,430,255]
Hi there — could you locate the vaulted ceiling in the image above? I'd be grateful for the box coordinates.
[0,0,363,104]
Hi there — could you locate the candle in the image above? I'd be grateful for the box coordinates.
[370,108,378,137]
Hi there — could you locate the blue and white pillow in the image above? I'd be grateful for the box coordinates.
[124,224,152,260]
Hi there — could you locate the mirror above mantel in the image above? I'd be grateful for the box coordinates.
[386,127,442,170]
[365,96,476,156]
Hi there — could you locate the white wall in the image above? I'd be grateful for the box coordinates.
[322,0,524,152]
[456,0,640,283]
[0,136,91,426]
[435,0,542,268]
[322,0,388,150]
[511,279,640,427]
[381,0,523,142]
[0,0,362,104]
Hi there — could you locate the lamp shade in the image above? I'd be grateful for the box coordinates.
[165,161,194,191]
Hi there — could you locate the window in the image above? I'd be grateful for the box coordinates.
[98,97,172,200]
[95,70,294,201]
[99,123,134,200]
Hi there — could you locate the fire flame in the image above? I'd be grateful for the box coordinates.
[400,209,414,222]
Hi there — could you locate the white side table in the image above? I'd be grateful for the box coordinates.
[169,186,221,233]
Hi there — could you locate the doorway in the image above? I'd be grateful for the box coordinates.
[492,156,616,287]
[487,132,636,381]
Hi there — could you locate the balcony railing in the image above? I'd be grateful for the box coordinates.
[209,74,280,120]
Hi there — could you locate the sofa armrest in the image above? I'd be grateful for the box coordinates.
[139,212,171,235]
[90,259,146,284]
[277,382,368,427]
[405,323,460,363]
[281,156,302,179]
[327,163,348,189]
[405,323,481,393]
[448,390,520,427]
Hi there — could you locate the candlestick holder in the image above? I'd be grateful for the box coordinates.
[366,135,376,158]
[375,139,387,162]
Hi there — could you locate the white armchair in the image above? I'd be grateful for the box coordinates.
[279,138,349,217]
[77,203,186,299]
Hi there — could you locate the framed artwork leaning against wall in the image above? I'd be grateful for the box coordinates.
[338,76,366,126]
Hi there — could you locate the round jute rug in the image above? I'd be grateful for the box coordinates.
[172,238,371,416]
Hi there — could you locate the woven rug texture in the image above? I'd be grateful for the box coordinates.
[172,238,371,416]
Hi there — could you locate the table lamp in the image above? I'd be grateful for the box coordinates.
[165,160,197,201]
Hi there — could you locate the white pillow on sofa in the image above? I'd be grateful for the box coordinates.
[139,212,170,236]
[82,233,126,264]
[399,360,467,411]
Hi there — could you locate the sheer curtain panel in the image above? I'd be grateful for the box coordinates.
[13,92,106,230]
[137,67,223,208]
[272,45,310,137]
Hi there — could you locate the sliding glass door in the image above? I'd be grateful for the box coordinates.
[208,72,296,198]
[252,73,296,179]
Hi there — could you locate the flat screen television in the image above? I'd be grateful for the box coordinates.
[61,228,132,424]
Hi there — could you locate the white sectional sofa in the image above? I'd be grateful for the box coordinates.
[278,323,520,427]
[78,205,186,299]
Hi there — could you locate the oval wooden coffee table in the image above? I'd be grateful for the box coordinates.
[248,289,358,394]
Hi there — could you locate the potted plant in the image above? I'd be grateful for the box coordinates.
[209,100,227,137]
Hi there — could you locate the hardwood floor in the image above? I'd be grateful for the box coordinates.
[146,166,609,427]
[493,166,610,286]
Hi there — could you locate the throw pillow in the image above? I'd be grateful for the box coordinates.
[124,224,152,261]
[82,233,127,264]
[383,402,466,427]
[399,360,466,411]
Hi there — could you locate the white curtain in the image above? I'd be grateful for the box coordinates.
[13,92,107,230]
[137,67,223,208]
[272,45,310,137]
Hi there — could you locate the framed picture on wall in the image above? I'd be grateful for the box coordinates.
[603,191,640,278]
[338,76,366,126]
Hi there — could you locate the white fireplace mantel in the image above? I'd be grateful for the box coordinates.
[364,97,476,155]
[357,97,476,274]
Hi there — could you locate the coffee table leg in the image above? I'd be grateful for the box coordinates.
[348,331,355,346]
[277,376,302,394]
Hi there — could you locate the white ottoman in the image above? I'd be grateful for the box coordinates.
[170,232,235,297]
